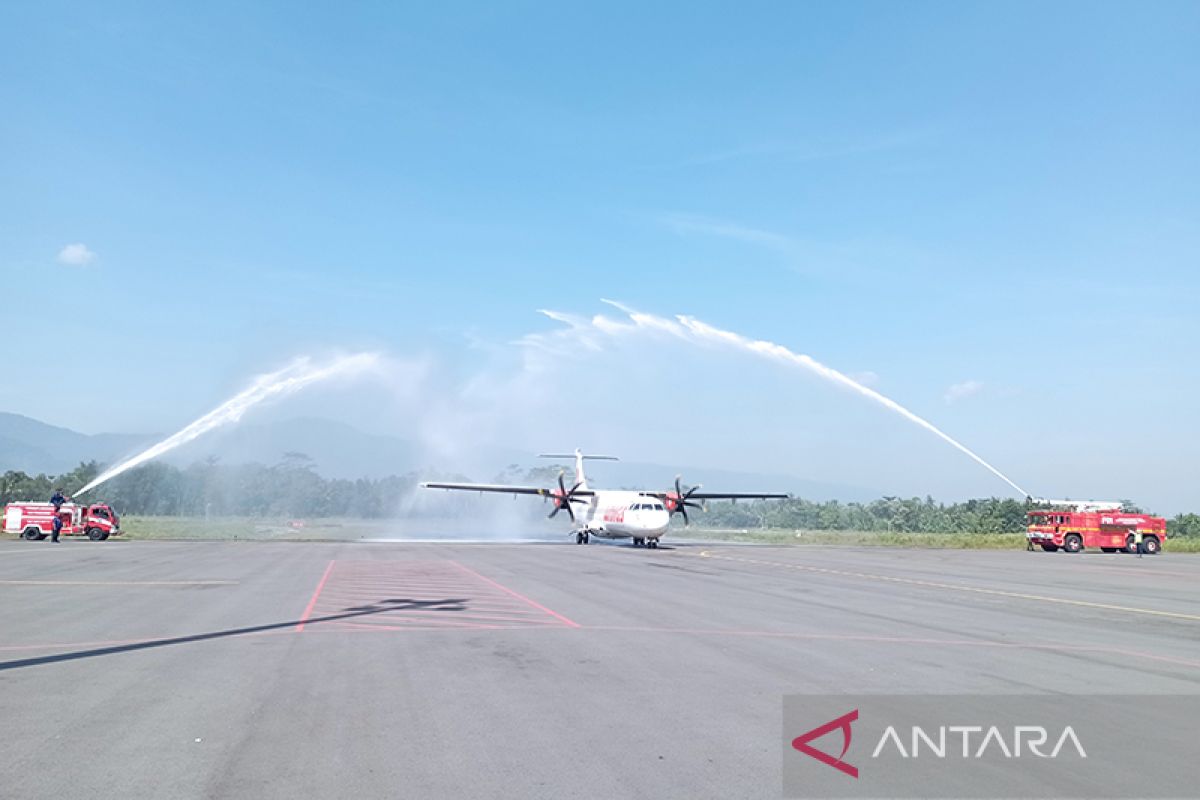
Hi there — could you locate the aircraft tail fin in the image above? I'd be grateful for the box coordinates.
[538,450,618,490]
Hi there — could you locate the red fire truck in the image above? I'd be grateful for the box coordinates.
[1026,500,1166,554]
[3,502,122,541]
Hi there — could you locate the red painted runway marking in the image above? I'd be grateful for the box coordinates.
[346,610,562,627]
[448,560,581,628]
[297,559,580,633]
[296,559,335,632]
[337,620,517,632]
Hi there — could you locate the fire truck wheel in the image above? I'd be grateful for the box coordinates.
[1142,537,1160,555]
[1040,544,1059,552]
[87,527,105,541]
[1063,534,1083,553]
[22,527,44,541]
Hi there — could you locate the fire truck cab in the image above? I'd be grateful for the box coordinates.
[3,502,123,541]
[1026,500,1166,554]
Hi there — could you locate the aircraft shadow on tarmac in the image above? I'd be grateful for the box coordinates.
[343,598,467,613]
[0,598,470,673]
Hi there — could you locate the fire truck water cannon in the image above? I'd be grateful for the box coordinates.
[1025,499,1166,554]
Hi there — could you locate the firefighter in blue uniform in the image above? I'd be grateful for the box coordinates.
[49,488,69,543]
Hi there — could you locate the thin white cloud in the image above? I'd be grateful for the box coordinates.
[660,213,791,249]
[655,212,909,286]
[944,380,984,404]
[58,243,96,266]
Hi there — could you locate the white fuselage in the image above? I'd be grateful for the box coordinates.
[576,491,671,540]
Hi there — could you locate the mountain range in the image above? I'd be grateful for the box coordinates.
[0,412,876,501]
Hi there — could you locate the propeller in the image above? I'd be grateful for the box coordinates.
[664,475,703,525]
[548,472,586,523]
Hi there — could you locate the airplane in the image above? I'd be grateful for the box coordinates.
[421,449,788,548]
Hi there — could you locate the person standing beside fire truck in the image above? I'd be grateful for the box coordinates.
[1133,526,1144,558]
[49,488,69,543]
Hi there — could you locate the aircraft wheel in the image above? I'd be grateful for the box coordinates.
[575,532,584,544]
[583,532,590,544]
[632,537,643,547]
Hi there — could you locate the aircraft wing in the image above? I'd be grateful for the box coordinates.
[687,491,789,500]
[643,491,790,501]
[421,482,596,498]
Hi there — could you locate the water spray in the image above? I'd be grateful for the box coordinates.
[74,353,379,497]
[596,300,1029,497]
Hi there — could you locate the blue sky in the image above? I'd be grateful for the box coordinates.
[2,2,1197,511]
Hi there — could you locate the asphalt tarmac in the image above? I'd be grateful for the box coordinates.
[1,539,1197,799]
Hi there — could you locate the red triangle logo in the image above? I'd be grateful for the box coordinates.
[791,709,859,779]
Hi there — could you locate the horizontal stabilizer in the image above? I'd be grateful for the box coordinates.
[538,454,619,461]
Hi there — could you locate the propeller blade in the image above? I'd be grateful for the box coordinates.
[680,507,689,525]
[565,505,575,523]
[548,506,559,519]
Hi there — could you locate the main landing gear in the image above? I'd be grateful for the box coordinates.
[575,531,591,545]
[632,537,659,549]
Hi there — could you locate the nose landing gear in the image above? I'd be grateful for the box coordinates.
[575,530,591,545]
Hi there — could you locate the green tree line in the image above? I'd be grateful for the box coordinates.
[700,495,1200,537]
[0,457,439,519]
[1,459,1197,537]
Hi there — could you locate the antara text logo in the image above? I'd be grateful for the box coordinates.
[792,709,1086,779]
